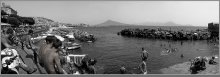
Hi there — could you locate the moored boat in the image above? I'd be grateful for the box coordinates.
[65,42,81,50]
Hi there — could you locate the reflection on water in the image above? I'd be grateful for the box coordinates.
[70,26,219,74]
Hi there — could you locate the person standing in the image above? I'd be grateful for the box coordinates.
[25,29,38,64]
[140,47,148,74]
[141,48,149,62]
[38,36,57,67]
[42,38,65,74]
[139,58,148,74]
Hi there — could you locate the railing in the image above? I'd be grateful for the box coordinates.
[67,54,87,65]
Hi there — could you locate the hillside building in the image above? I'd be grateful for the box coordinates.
[208,22,219,38]
[1,2,17,15]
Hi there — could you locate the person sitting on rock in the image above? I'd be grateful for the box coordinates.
[199,57,206,70]
[73,58,88,74]
[209,56,217,65]
[25,29,38,64]
[86,58,97,74]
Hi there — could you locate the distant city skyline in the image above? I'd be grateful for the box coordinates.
[2,1,219,26]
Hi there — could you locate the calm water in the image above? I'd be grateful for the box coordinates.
[70,26,219,74]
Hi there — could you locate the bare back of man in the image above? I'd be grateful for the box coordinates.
[39,44,52,67]
[43,48,57,74]
[39,36,56,67]
[38,42,51,67]
[141,48,148,61]
[142,50,148,61]
[43,46,64,74]
[42,39,64,74]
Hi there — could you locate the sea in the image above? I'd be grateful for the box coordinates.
[69,26,219,74]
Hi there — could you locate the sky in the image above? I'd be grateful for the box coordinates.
[2,1,219,26]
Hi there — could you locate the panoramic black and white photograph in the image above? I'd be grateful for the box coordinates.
[1,1,219,74]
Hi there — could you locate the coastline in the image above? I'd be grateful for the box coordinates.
[160,56,219,74]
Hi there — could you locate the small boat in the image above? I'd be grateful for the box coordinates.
[31,35,47,40]
[55,35,65,42]
[66,46,81,50]
[72,43,80,46]
[65,33,75,41]
[87,41,93,43]
[66,43,81,50]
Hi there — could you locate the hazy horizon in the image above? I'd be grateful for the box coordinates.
[2,1,219,26]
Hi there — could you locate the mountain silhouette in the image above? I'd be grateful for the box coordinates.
[94,20,189,27]
[94,20,131,27]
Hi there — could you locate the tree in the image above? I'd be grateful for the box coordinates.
[8,15,35,25]
[1,17,7,23]
[1,10,8,15]
[9,14,24,22]
[7,17,22,27]
[23,17,35,25]
[19,17,35,25]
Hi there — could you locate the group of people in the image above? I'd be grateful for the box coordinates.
[1,27,99,74]
[160,42,179,56]
[189,57,207,74]
[189,56,218,74]
[1,28,37,74]
[1,27,67,74]
[71,58,97,74]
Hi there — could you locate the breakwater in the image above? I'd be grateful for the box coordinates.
[118,28,211,40]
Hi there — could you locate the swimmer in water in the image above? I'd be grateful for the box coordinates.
[171,48,177,52]
[181,54,184,58]
[164,48,171,53]
[120,65,126,74]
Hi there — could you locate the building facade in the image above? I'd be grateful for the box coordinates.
[208,22,219,38]
[1,2,17,15]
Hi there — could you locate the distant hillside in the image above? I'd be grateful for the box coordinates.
[32,17,84,27]
[33,17,54,24]
[140,21,183,26]
[94,20,131,27]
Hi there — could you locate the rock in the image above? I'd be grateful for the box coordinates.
[160,57,219,74]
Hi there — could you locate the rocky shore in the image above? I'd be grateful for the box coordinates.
[51,27,96,42]
[118,28,212,41]
[160,56,219,74]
